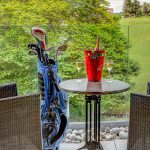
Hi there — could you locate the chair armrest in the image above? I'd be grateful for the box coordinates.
[147,82,150,95]
[0,83,18,99]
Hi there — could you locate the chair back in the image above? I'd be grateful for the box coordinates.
[127,93,150,150]
[0,83,18,98]
[0,93,42,150]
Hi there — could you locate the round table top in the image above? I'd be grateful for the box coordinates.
[59,78,129,95]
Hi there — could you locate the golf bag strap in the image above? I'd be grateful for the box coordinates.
[50,113,67,144]
[48,69,67,144]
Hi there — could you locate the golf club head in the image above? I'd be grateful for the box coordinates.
[56,37,70,58]
[31,27,47,50]
[28,49,37,55]
[57,44,67,52]
[48,58,55,65]
[28,43,39,50]
[55,44,67,59]
[28,43,42,60]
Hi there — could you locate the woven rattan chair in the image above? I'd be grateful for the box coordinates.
[127,93,150,150]
[0,83,18,98]
[0,93,42,150]
[147,82,150,95]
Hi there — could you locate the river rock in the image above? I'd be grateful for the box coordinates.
[78,129,85,135]
[110,127,121,135]
[72,140,80,143]
[66,129,72,134]
[81,133,85,140]
[100,132,106,139]
[119,131,128,139]
[76,135,84,142]
[66,133,71,139]
[112,134,117,139]
[105,127,111,133]
[65,138,71,143]
[125,127,128,132]
[70,134,76,141]
[72,130,78,135]
[106,134,114,141]
[120,127,126,131]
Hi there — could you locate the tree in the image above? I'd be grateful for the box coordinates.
[123,0,142,17]
[143,2,150,15]
[123,0,133,17]
[67,0,115,24]
[132,0,142,16]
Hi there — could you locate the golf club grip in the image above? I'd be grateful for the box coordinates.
[50,114,67,144]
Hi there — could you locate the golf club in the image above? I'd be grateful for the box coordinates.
[31,27,48,65]
[55,37,71,60]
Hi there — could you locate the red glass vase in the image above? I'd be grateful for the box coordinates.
[84,50,105,82]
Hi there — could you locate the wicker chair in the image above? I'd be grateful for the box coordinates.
[0,83,18,98]
[147,82,150,95]
[127,93,150,150]
[0,84,42,150]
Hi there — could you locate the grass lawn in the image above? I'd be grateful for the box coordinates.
[120,16,150,94]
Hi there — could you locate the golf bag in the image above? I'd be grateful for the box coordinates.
[28,27,69,150]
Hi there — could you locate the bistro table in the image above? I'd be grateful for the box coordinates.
[59,78,129,150]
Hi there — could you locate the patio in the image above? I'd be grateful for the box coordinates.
[60,140,127,150]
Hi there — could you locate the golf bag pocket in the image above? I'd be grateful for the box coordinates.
[56,91,68,113]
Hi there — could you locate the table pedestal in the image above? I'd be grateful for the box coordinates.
[79,95,103,150]
[59,78,129,150]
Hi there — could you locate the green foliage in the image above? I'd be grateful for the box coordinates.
[101,93,130,114]
[67,0,115,24]
[0,0,69,27]
[0,0,140,116]
[143,2,150,15]
[0,26,37,94]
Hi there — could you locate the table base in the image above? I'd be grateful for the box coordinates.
[78,95,103,150]
[77,142,104,150]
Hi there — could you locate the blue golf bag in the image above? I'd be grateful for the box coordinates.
[38,60,69,150]
[28,27,69,150]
